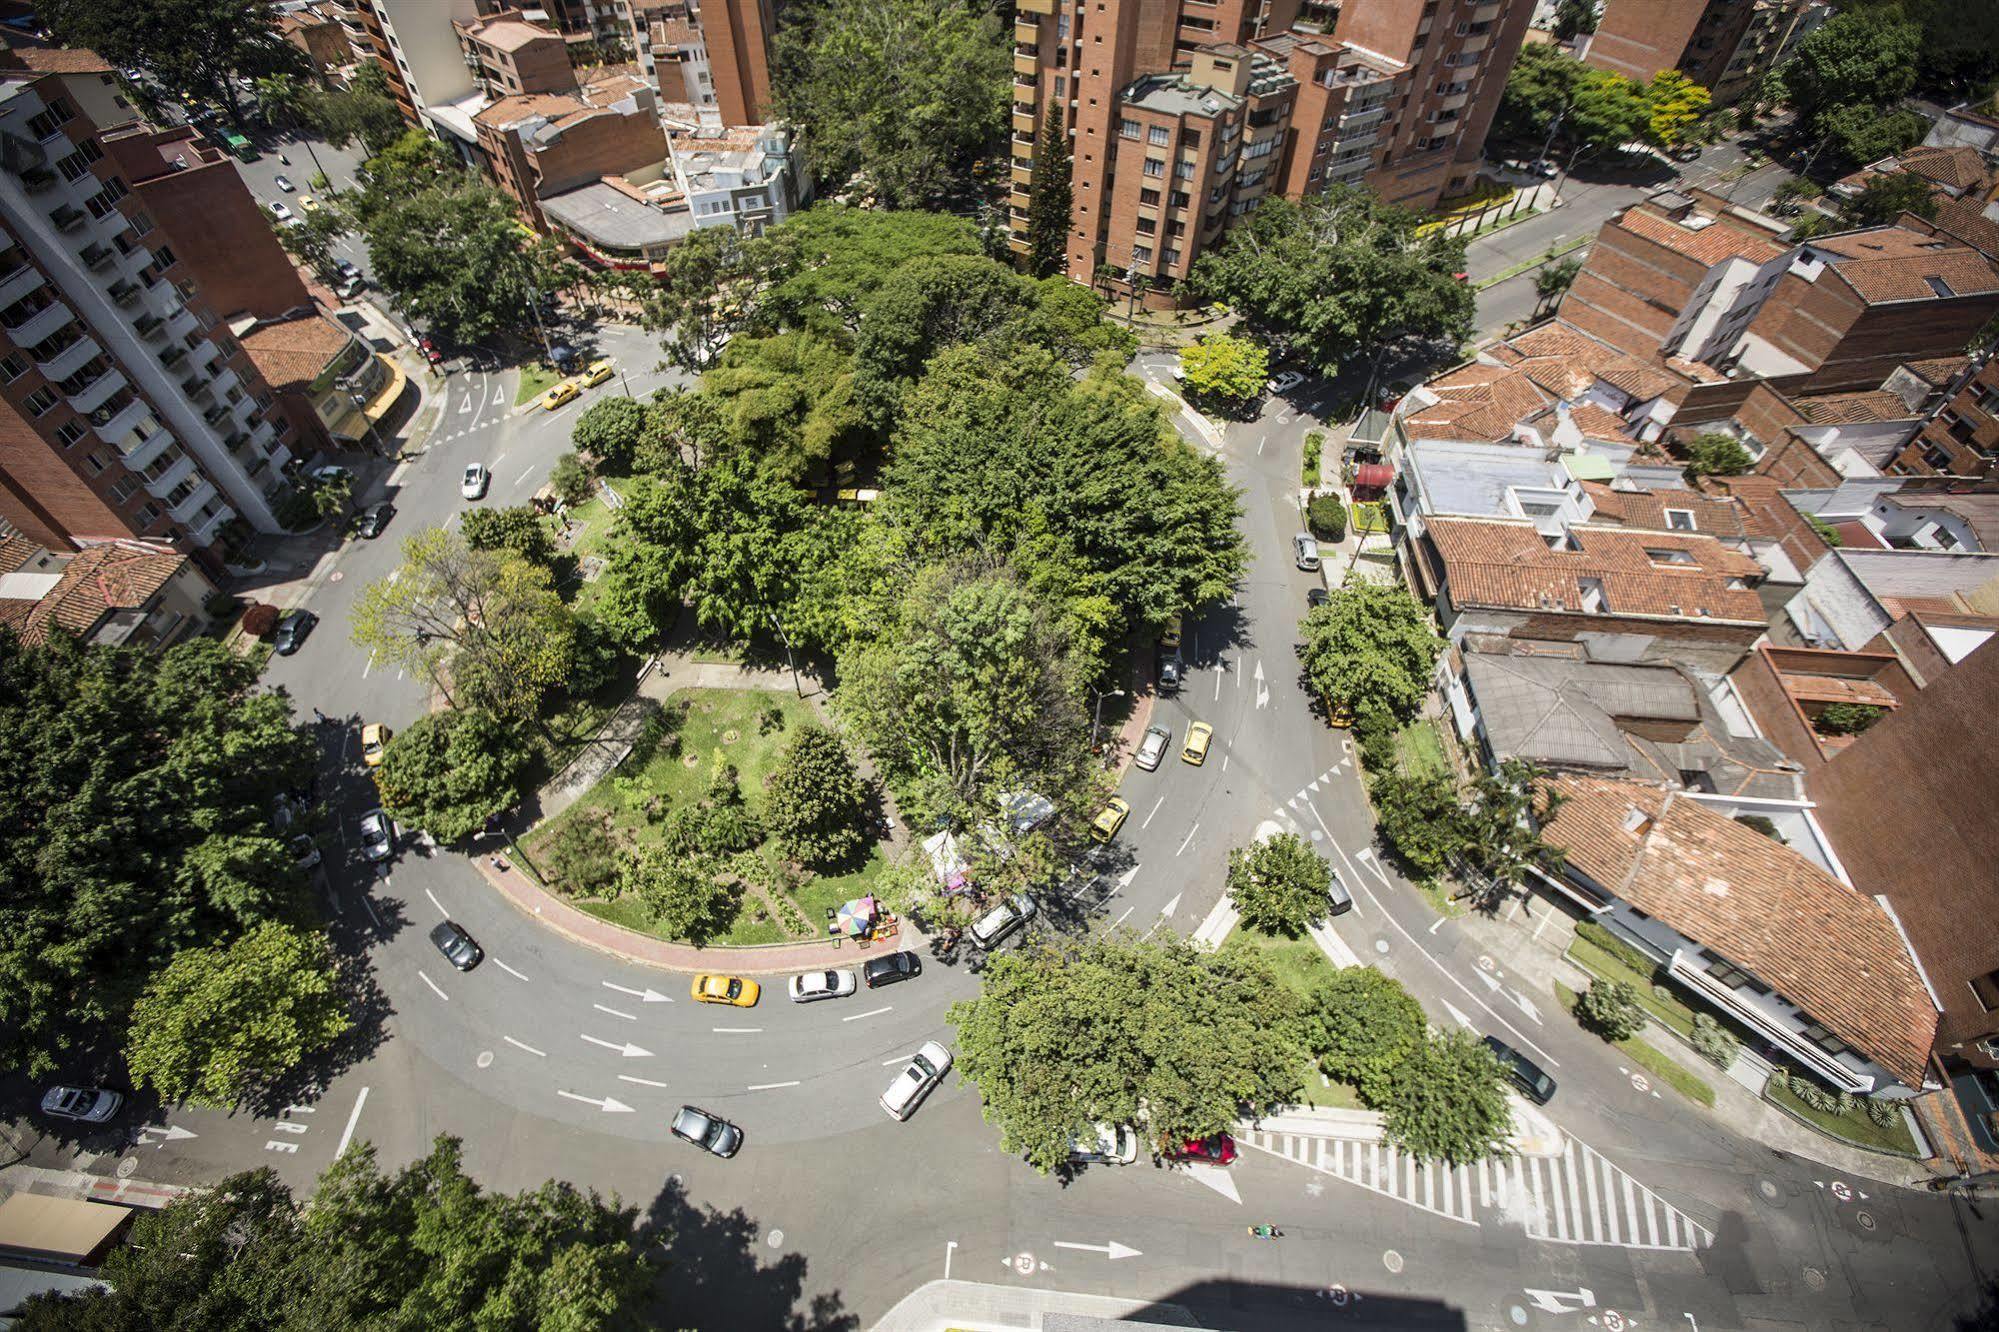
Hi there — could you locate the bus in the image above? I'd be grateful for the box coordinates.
[218,130,256,162]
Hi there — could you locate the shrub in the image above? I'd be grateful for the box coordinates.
[1783,1070,1856,1117]
[1734,814,1782,842]
[543,814,620,896]
[1302,430,1324,486]
[1683,431,1753,478]
[1806,514,1843,548]
[1306,494,1348,543]
[1574,920,1660,979]
[240,602,279,638]
[273,485,321,530]
[1814,702,1884,735]
[1689,1013,1740,1070]
[1366,770,1466,877]
[549,451,596,506]
[1575,978,1647,1042]
[1865,1097,1903,1129]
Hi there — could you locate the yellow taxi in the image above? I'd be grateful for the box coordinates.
[691,974,760,1007]
[361,722,391,768]
[300,196,320,212]
[1159,614,1183,652]
[1326,697,1355,729]
[540,380,580,411]
[1090,796,1131,844]
[1181,721,1214,766]
[582,358,615,388]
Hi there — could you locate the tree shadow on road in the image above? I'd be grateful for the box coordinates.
[239,946,397,1120]
[639,1174,859,1331]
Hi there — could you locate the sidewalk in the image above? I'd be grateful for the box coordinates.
[875,1280,1202,1332]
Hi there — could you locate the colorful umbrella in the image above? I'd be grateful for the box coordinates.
[834,895,876,937]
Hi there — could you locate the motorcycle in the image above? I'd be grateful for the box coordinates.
[1247,1225,1281,1239]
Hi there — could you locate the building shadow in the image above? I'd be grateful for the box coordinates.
[638,1174,859,1331]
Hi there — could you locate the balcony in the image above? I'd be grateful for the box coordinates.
[181,375,210,401]
[20,167,57,193]
[1013,51,1039,76]
[1016,0,1055,14]
[1012,161,1034,187]
[0,262,44,309]
[1470,0,1501,20]
[1458,33,1489,54]
[67,367,128,416]
[107,279,140,306]
[133,311,164,339]
[168,478,215,522]
[202,403,231,429]
[1438,90,1469,112]
[78,243,116,272]
[118,425,175,469]
[1010,186,1031,212]
[1015,16,1040,40]
[49,205,86,232]
[37,333,99,382]
[9,299,72,346]
[90,395,147,441]
[1339,102,1389,129]
[143,453,198,501]
[192,504,235,545]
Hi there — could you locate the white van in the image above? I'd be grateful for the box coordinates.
[970,893,1037,949]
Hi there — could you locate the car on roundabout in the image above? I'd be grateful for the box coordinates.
[671,1105,742,1157]
[582,358,615,388]
[460,463,490,500]
[788,968,857,1003]
[862,951,922,989]
[428,920,482,971]
[1067,1123,1141,1165]
[1181,721,1214,765]
[880,1041,952,1121]
[691,973,760,1007]
[1168,1133,1238,1164]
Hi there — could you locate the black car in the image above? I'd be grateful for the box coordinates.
[1158,652,1184,693]
[1482,1035,1556,1105]
[1307,587,1331,610]
[429,920,483,971]
[863,950,922,989]
[354,503,394,538]
[271,609,317,655]
[671,1105,742,1158]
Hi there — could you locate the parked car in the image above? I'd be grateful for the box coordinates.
[41,1085,122,1123]
[357,808,395,862]
[429,920,482,971]
[274,174,295,192]
[311,464,354,486]
[1482,1035,1557,1105]
[1135,725,1172,771]
[582,358,615,388]
[1158,652,1184,693]
[361,721,391,767]
[862,951,922,989]
[337,273,366,299]
[1181,721,1214,766]
[268,200,293,222]
[671,1105,742,1157]
[788,968,857,1003]
[1067,1123,1140,1165]
[460,463,489,500]
[1159,614,1183,652]
[1307,587,1330,610]
[1170,1133,1237,1164]
[1268,370,1305,394]
[290,833,322,871]
[880,1041,952,1121]
[1091,796,1131,843]
[354,502,393,538]
[271,608,316,655]
[1293,533,1321,572]
[1327,867,1354,916]
[540,380,580,411]
[691,974,760,1007]
[418,336,443,366]
[969,893,1037,950]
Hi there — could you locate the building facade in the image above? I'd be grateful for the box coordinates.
[626,0,777,128]
[1583,0,1825,106]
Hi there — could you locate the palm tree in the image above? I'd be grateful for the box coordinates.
[255,74,305,129]
[1532,256,1582,317]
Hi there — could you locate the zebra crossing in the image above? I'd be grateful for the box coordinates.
[1241,1128,1713,1253]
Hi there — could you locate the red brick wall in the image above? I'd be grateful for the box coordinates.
[521,108,667,203]
[114,139,309,323]
[701,0,775,126]
[0,401,135,550]
[1808,636,1999,1063]
[1584,0,1704,81]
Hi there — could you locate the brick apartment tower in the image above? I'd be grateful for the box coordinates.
[627,0,778,128]
[0,47,305,571]
[1008,0,1533,299]
[1582,0,1824,106]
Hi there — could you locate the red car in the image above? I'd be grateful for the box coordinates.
[1173,1134,1237,1165]
[418,336,443,365]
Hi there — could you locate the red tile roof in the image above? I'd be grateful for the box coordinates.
[1425,517,1767,623]
[1542,775,1938,1089]
[1697,474,1830,573]
[2,541,187,647]
[1900,356,1971,387]
[1809,226,1999,304]
[1580,482,1747,539]
[0,44,117,76]
[1403,363,1551,442]
[237,311,354,394]
[1795,389,1917,425]
[1618,204,1788,268]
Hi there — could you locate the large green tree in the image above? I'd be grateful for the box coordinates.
[0,634,313,1075]
[15,1139,653,1329]
[1025,99,1074,278]
[572,396,648,473]
[949,935,1307,1172]
[761,206,984,333]
[1178,332,1269,403]
[1302,967,1428,1102]
[359,180,552,346]
[1456,759,1567,905]
[701,330,863,482]
[1379,1029,1514,1165]
[619,845,738,943]
[44,0,306,124]
[1775,7,1921,134]
[460,506,558,565]
[374,708,534,844]
[1226,833,1333,937]
[1297,581,1446,731]
[304,60,406,155]
[764,723,871,870]
[1496,45,1652,157]
[773,0,1010,208]
[125,923,351,1108]
[1643,70,1711,151]
[1188,186,1474,374]
[1839,171,1941,227]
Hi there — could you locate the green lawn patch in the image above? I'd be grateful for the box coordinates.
[515,363,563,406]
[1765,1072,1918,1156]
[1224,925,1366,1110]
[1393,719,1448,780]
[1413,877,1468,920]
[1565,933,1697,1041]
[1350,501,1390,535]
[1555,981,1714,1108]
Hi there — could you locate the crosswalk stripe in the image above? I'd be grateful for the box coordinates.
[1644,1194,1660,1247]
[1665,1207,1680,1249]
[1582,1144,1605,1242]
[1564,1143,1586,1241]
[1622,1174,1641,1242]
[1542,1158,1568,1240]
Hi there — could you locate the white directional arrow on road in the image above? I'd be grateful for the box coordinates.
[1441,999,1478,1030]
[1186,1162,1241,1204]
[602,981,673,1003]
[1254,659,1270,710]
[138,1125,198,1142]
[1506,990,1543,1024]
[1159,892,1182,918]
[1053,1240,1143,1260]
[556,1090,636,1113]
[580,1035,656,1058]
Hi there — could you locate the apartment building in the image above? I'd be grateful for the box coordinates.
[455,10,579,101]
[0,527,216,650]
[1887,357,1999,479]
[475,69,665,231]
[1582,0,1826,106]
[626,0,777,128]
[275,1,359,83]
[0,45,301,569]
[1007,0,1532,296]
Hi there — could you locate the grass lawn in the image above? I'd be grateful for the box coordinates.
[1765,1072,1918,1156]
[515,363,563,406]
[1566,934,1698,1041]
[1224,925,1367,1111]
[1350,501,1391,535]
[1555,981,1715,1109]
[526,687,891,948]
[1413,877,1468,920]
[1393,719,1448,780]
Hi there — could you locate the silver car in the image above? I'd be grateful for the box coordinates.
[358,809,395,862]
[42,1085,122,1123]
[787,968,857,1003]
[881,1041,952,1121]
[1294,533,1321,571]
[1135,724,1172,771]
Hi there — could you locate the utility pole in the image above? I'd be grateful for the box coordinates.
[1125,261,1142,322]
[1090,687,1126,753]
[765,607,804,697]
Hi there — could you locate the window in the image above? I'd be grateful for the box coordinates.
[1971,969,1999,1013]
[1164,247,1181,267]
[56,419,86,447]
[55,140,102,182]
[1173,158,1194,179]
[1135,217,1156,235]
[1645,547,1697,566]
[1142,157,1165,177]
[1182,129,1200,148]
[1925,276,1956,298]
[1139,187,1160,206]
[1132,244,1152,263]
[1797,1020,1848,1058]
[1664,508,1696,531]
[1706,959,1765,992]
[0,353,24,381]
[83,450,107,474]
[109,476,138,503]
[137,502,160,525]
[153,245,178,270]
[24,385,58,416]
[1119,118,1139,138]
[25,99,74,139]
[1148,125,1169,146]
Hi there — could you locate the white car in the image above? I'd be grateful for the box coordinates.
[42,1085,122,1123]
[1293,533,1322,572]
[788,968,858,1003]
[1268,370,1305,394]
[1067,1122,1141,1165]
[1135,724,1172,771]
[358,808,395,862]
[274,174,295,193]
[460,463,489,500]
[881,1040,952,1121]
[269,200,293,223]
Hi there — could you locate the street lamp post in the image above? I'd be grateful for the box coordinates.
[765,608,804,697]
[1090,687,1127,753]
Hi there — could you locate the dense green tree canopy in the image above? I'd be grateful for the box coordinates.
[572,396,650,473]
[702,330,864,482]
[1179,333,1269,403]
[761,207,985,333]
[374,708,534,843]
[1301,966,1428,1102]
[1188,187,1474,373]
[763,723,871,870]
[357,173,554,346]
[1379,1029,1514,1165]
[773,0,1010,208]
[460,505,558,566]
[1226,833,1333,936]
[949,936,1307,1172]
[16,1140,654,1329]
[1297,581,1446,730]
[44,0,305,123]
[1776,7,1921,132]
[0,634,313,1075]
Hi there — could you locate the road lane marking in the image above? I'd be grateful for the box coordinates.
[556,1090,635,1113]
[592,1003,637,1021]
[1214,666,1223,701]
[581,1034,656,1057]
[842,1005,891,1022]
[424,888,447,917]
[503,1036,546,1057]
[712,1026,762,1033]
[493,959,529,981]
[357,893,383,928]
[417,970,448,1001]
[1114,905,1135,927]
[618,1074,668,1088]
[883,1053,915,1065]
[514,464,534,485]
[748,1080,800,1091]
[602,981,673,1002]
[1175,823,1200,856]
[1140,795,1165,830]
[334,1087,370,1159]
[1429,916,1448,935]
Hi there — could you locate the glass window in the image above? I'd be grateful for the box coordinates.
[1119,118,1139,137]
[1148,125,1169,146]
[1142,157,1165,177]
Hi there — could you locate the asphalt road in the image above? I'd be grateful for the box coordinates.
[7,138,1996,1328]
